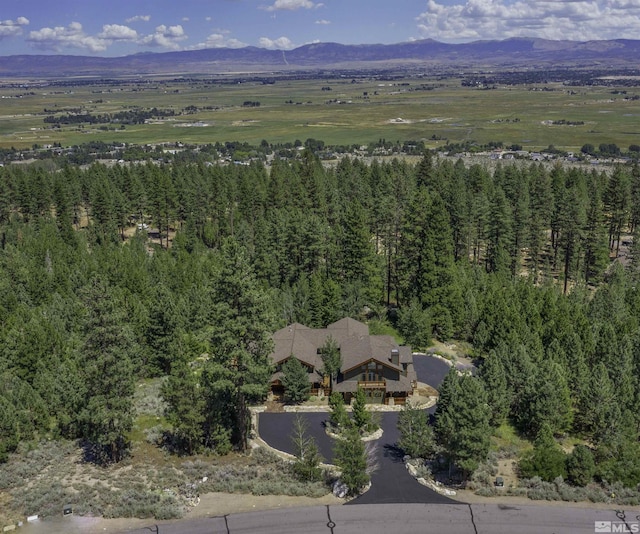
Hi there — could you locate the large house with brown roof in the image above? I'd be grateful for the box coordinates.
[269,318,416,405]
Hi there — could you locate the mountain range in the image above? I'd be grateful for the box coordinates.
[1,38,639,77]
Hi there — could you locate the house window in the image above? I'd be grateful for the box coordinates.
[361,361,383,382]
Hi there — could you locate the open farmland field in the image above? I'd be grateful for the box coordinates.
[1,74,639,151]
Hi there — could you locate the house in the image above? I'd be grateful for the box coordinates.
[268,318,416,405]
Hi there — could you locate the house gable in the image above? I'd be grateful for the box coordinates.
[342,358,401,382]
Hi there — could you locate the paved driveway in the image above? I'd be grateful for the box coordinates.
[258,355,457,505]
[412,353,455,388]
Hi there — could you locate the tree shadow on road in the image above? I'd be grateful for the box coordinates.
[383,443,404,463]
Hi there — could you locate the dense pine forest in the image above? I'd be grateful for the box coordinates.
[1,151,640,488]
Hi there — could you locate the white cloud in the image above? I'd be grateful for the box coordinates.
[27,22,108,52]
[189,33,248,49]
[263,0,322,11]
[415,0,640,42]
[259,36,296,49]
[315,19,331,24]
[98,24,138,41]
[139,24,188,50]
[126,15,151,23]
[27,21,141,52]
[206,16,212,21]
[0,17,29,40]
[182,17,190,22]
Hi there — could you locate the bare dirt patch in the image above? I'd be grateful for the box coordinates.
[455,489,640,511]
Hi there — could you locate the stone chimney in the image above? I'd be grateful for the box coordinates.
[391,348,399,366]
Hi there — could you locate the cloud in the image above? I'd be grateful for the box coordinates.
[27,22,108,52]
[27,22,141,52]
[0,17,29,40]
[182,17,190,22]
[139,24,188,50]
[315,19,331,24]
[189,33,248,49]
[98,24,138,41]
[126,15,151,23]
[415,0,640,42]
[258,36,296,49]
[263,0,322,11]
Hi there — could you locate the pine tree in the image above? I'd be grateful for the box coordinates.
[290,414,323,482]
[435,374,491,477]
[334,425,369,496]
[486,186,514,274]
[352,387,373,432]
[320,335,341,387]
[576,362,619,443]
[397,403,435,459]
[566,444,595,486]
[78,276,137,463]
[479,351,509,427]
[203,238,275,451]
[162,333,205,455]
[397,300,432,350]
[604,167,631,257]
[339,199,381,303]
[528,165,553,283]
[527,359,573,436]
[398,190,462,337]
[519,423,567,482]
[328,391,350,430]
[282,357,311,404]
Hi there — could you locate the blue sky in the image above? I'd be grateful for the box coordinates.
[1,0,639,57]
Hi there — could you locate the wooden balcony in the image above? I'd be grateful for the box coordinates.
[358,380,386,389]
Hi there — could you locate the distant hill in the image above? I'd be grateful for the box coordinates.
[1,38,639,77]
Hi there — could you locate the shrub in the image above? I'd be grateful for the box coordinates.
[518,425,566,482]
[566,445,595,486]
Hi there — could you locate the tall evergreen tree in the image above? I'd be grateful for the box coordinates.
[479,351,509,427]
[203,238,275,451]
[435,373,491,477]
[604,167,631,256]
[77,276,137,463]
[397,403,435,459]
[398,190,461,337]
[320,335,341,387]
[352,387,373,432]
[334,425,369,496]
[161,333,205,455]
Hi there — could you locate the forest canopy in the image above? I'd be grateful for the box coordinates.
[0,152,639,486]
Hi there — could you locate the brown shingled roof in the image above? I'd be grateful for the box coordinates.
[269,318,414,395]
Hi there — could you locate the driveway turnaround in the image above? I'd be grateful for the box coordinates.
[259,355,455,505]
[412,353,455,386]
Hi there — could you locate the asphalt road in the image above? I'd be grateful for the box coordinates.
[123,503,634,534]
